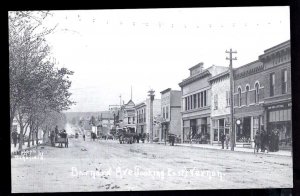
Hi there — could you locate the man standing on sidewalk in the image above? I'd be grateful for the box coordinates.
[12,131,18,148]
[254,131,261,153]
[225,132,230,149]
[220,132,225,149]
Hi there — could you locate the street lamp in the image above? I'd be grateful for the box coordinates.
[148,89,155,143]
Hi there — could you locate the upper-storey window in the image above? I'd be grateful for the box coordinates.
[270,73,275,97]
[245,86,249,106]
[255,83,259,103]
[238,88,242,106]
[282,69,287,94]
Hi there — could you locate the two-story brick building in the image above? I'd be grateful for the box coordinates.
[179,63,228,144]
[209,69,231,145]
[233,60,265,147]
[259,40,291,150]
[159,88,181,142]
[135,98,161,135]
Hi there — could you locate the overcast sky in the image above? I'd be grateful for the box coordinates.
[43,7,290,112]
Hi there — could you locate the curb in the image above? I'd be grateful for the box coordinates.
[172,143,292,157]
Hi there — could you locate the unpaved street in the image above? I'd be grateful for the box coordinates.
[11,137,292,192]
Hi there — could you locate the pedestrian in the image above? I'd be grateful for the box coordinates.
[225,132,230,149]
[12,131,18,148]
[50,130,55,147]
[220,132,225,149]
[275,129,280,151]
[254,131,261,153]
[83,134,85,141]
[260,129,265,152]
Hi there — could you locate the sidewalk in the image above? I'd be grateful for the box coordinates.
[174,143,292,156]
[11,139,44,154]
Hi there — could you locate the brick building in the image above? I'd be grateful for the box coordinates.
[159,88,181,142]
[209,69,231,145]
[135,98,161,135]
[259,40,291,150]
[179,63,228,143]
[233,60,265,147]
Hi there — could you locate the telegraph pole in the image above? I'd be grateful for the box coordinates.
[226,49,237,151]
[148,89,155,143]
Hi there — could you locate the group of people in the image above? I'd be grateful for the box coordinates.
[254,128,280,153]
[49,126,68,147]
[220,132,231,149]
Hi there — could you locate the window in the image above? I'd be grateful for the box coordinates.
[144,111,146,122]
[185,97,188,111]
[137,111,139,123]
[226,91,230,106]
[193,94,197,109]
[214,94,218,110]
[128,117,130,124]
[238,88,242,106]
[245,86,249,106]
[190,95,193,109]
[282,69,287,94]
[133,117,135,123]
[255,83,259,103]
[200,92,204,107]
[204,90,207,106]
[163,107,165,119]
[166,106,169,119]
[197,93,200,108]
[270,73,275,97]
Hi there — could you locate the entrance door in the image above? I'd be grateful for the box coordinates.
[237,117,251,143]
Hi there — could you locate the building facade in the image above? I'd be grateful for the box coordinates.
[209,69,231,145]
[179,63,228,143]
[159,88,181,142]
[259,40,292,150]
[233,60,265,147]
[135,98,161,135]
[119,100,136,132]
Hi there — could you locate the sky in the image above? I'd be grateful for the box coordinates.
[42,7,290,112]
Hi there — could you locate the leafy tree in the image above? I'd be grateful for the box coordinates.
[9,11,74,150]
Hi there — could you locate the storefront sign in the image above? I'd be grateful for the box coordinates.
[267,102,291,110]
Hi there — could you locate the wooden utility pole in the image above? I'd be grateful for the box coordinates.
[148,89,155,143]
[226,49,237,151]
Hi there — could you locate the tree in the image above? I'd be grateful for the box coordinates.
[9,11,74,150]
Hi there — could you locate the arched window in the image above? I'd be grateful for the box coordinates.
[238,88,242,106]
[255,83,259,103]
[245,86,249,106]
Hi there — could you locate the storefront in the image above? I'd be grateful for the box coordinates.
[234,114,264,147]
[161,122,169,142]
[182,117,210,143]
[265,102,292,150]
[211,116,230,144]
